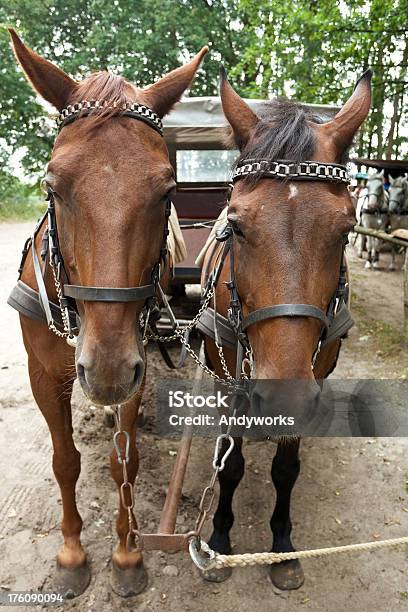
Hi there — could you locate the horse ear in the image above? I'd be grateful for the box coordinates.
[219,66,259,149]
[322,70,372,156]
[389,176,395,186]
[143,47,208,118]
[9,28,77,111]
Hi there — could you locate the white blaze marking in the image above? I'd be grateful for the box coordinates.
[288,184,298,200]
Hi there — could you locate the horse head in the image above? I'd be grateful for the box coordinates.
[389,175,408,215]
[218,68,371,413]
[365,172,387,212]
[10,28,207,405]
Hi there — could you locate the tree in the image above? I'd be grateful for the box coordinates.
[0,0,406,188]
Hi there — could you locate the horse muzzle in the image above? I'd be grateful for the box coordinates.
[76,349,145,405]
[250,379,321,436]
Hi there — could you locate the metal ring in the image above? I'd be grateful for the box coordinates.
[188,536,217,571]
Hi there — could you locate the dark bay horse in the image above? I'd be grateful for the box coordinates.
[201,68,371,587]
[8,28,207,598]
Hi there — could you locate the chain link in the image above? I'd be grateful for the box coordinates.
[147,284,215,343]
[112,405,139,552]
[193,397,242,536]
[147,282,250,389]
[48,260,73,340]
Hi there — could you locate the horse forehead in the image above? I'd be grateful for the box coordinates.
[52,118,167,168]
[50,134,170,187]
[233,181,346,221]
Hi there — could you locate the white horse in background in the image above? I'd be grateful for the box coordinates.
[388,175,408,270]
[356,171,389,269]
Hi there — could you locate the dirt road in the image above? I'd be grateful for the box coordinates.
[0,222,407,611]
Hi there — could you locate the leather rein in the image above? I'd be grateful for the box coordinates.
[21,100,170,347]
[204,158,351,375]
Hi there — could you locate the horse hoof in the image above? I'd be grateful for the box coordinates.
[364,261,372,269]
[110,560,148,597]
[373,261,380,269]
[269,559,304,591]
[54,560,91,599]
[202,566,233,582]
[388,265,396,272]
[357,252,363,259]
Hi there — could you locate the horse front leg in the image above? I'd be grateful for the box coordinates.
[357,233,365,258]
[373,236,381,269]
[27,349,90,598]
[203,436,245,582]
[365,235,373,269]
[109,392,147,597]
[269,437,304,590]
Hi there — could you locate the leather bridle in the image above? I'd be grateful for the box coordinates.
[206,158,351,373]
[26,100,170,346]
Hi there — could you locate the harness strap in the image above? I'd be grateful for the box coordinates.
[233,160,350,184]
[150,323,189,370]
[197,303,353,352]
[321,301,354,347]
[241,304,329,332]
[8,280,79,332]
[31,230,54,327]
[63,284,156,302]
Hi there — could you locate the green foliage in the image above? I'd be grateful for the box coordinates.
[0,0,406,209]
[0,174,44,220]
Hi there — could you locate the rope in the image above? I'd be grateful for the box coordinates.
[197,536,408,570]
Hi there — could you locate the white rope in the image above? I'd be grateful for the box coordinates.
[197,536,408,570]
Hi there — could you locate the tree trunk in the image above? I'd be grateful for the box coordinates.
[385,38,408,159]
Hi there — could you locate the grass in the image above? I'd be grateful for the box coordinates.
[0,194,46,221]
[351,288,406,357]
[350,288,408,376]
[356,318,404,358]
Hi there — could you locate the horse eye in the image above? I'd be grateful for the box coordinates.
[228,219,245,238]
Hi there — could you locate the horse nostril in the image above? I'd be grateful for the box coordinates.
[132,358,144,389]
[76,361,87,385]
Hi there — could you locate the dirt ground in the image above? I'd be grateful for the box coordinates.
[0,222,407,612]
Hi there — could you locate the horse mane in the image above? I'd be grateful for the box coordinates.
[231,97,349,184]
[66,72,140,130]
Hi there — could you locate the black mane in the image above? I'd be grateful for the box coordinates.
[232,98,331,182]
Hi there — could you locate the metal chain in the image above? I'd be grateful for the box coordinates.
[147,281,252,388]
[49,258,78,346]
[147,284,215,343]
[112,405,139,552]
[215,341,234,381]
[194,400,239,536]
[146,284,237,388]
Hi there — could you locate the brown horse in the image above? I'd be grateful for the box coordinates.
[201,69,371,587]
[8,29,207,598]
